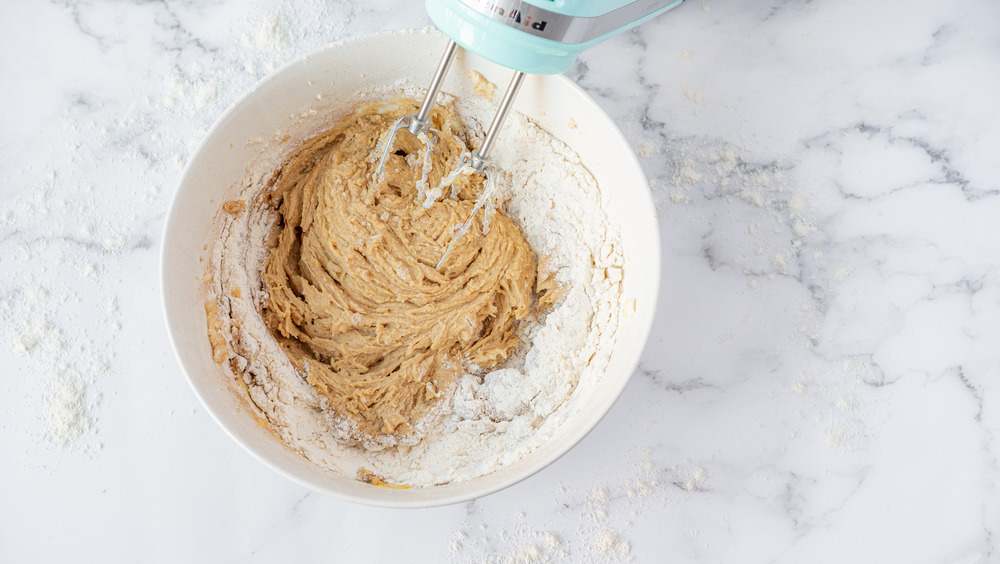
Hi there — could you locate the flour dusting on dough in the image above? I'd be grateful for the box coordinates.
[205,89,623,487]
[260,101,541,448]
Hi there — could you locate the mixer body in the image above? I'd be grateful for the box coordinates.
[427,0,685,74]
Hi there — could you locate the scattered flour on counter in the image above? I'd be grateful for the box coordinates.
[786,357,880,453]
[681,84,702,104]
[770,252,788,272]
[541,532,563,552]
[1,283,116,454]
[192,81,221,110]
[446,446,712,562]
[595,530,629,558]
[47,366,99,449]
[156,10,308,115]
[636,141,657,159]
[242,14,292,51]
[647,132,838,309]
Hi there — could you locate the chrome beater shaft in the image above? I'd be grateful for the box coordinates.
[469,70,526,173]
[372,39,529,268]
[409,40,459,137]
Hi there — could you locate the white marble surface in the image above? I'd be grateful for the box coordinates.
[2,0,998,561]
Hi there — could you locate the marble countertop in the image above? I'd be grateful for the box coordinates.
[2,0,997,561]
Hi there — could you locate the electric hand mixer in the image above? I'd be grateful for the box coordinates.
[376,0,686,265]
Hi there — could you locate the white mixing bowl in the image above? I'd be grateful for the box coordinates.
[161,29,659,507]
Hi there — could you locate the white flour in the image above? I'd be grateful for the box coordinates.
[1,280,110,454]
[208,87,624,486]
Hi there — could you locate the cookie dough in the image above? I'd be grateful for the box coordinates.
[260,100,542,442]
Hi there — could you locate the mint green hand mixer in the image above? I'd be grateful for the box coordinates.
[376,0,686,264]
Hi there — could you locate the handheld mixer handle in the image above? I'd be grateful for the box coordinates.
[427,0,685,74]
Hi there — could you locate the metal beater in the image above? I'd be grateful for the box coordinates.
[376,0,688,264]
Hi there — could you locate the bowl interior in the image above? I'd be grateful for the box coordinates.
[162,28,660,507]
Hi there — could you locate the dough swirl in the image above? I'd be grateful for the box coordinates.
[261,100,538,445]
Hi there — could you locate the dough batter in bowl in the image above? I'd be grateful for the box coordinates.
[204,90,624,487]
[258,100,550,447]
[164,29,660,499]
[164,30,660,504]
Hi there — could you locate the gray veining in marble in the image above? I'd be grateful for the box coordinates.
[1,0,998,561]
